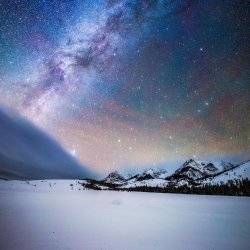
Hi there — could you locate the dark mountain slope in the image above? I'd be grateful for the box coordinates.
[0,108,93,180]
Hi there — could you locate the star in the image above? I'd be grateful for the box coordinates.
[0,0,248,173]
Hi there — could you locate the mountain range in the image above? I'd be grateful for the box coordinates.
[1,158,249,196]
[82,159,250,195]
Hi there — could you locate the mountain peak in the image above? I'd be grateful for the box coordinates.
[143,169,155,175]
[103,171,125,183]
[173,159,220,181]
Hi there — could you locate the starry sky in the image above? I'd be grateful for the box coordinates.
[0,0,249,173]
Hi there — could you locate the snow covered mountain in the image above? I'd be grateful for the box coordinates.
[171,159,220,180]
[164,159,225,186]
[138,169,169,179]
[94,159,250,192]
[201,161,250,186]
[102,171,126,184]
[118,169,169,188]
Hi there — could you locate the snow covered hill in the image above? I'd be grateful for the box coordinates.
[0,108,93,180]
[0,179,88,192]
[202,161,250,185]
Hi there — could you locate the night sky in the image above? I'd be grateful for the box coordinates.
[0,0,249,173]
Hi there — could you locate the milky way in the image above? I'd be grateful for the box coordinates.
[0,0,249,173]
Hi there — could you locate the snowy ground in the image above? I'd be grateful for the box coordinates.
[0,180,250,250]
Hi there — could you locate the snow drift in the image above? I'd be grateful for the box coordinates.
[0,108,92,180]
[1,186,250,250]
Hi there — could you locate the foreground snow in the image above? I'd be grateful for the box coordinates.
[0,181,250,250]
